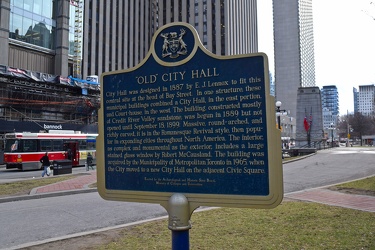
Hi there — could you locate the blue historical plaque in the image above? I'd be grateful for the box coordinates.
[98,23,283,209]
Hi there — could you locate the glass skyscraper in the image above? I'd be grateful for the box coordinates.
[0,0,79,76]
[321,85,339,129]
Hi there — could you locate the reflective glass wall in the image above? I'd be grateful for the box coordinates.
[9,0,56,50]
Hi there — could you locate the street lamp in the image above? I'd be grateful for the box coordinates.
[328,123,335,148]
[275,101,287,130]
[276,101,288,159]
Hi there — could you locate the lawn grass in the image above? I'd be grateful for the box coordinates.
[91,176,375,250]
[335,176,375,192]
[328,176,375,196]
[95,202,374,249]
[1,173,374,249]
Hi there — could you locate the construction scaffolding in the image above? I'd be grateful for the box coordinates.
[0,75,100,125]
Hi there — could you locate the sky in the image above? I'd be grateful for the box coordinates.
[257,0,375,116]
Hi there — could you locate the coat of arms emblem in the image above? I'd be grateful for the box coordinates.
[160,29,187,58]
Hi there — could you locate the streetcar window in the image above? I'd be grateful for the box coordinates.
[87,140,96,150]
[53,140,64,151]
[79,139,87,150]
[40,140,53,151]
[23,140,37,152]
[4,139,19,152]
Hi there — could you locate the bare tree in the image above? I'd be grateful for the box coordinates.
[350,112,372,146]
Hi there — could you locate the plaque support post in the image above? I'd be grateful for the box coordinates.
[167,193,192,250]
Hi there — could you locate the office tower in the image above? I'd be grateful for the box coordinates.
[1,0,259,82]
[82,0,258,78]
[357,84,375,116]
[353,87,359,113]
[321,85,339,129]
[273,0,316,119]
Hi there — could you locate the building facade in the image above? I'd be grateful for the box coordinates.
[0,0,259,135]
[357,84,375,116]
[0,0,80,76]
[273,0,316,119]
[353,87,359,113]
[0,0,98,134]
[321,85,339,129]
[1,0,259,83]
[82,0,258,79]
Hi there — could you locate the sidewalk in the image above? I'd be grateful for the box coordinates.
[30,170,97,195]
[286,188,375,213]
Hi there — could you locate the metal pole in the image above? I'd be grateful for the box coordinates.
[346,110,350,147]
[172,230,190,250]
[167,194,191,250]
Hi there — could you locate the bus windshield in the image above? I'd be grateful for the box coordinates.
[4,139,19,152]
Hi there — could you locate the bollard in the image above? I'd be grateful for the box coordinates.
[168,193,191,250]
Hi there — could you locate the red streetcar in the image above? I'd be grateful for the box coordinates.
[3,130,97,171]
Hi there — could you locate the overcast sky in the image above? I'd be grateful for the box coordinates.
[258,0,375,116]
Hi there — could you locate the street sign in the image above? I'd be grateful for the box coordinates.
[97,22,283,209]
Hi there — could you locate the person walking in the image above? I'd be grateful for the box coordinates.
[40,152,51,177]
[86,153,94,171]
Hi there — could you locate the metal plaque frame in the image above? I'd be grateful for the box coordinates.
[97,22,283,210]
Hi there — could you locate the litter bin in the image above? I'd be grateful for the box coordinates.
[292,149,299,157]
[53,160,72,175]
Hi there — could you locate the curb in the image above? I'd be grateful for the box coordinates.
[282,152,317,164]
[0,188,97,204]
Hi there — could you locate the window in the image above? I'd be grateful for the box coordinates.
[79,140,87,150]
[9,0,56,49]
[87,140,96,150]
[53,140,64,151]
[33,0,43,15]
[4,139,19,152]
[40,140,52,151]
[22,140,37,152]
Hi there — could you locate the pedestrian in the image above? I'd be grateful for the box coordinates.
[40,152,51,177]
[86,153,94,170]
[66,148,72,160]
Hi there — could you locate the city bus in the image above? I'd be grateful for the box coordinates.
[3,130,98,171]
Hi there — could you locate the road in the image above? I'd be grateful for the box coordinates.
[1,147,374,249]
[283,147,375,193]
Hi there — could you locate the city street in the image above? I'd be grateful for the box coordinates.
[1,147,374,249]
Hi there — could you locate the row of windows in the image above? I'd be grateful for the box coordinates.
[9,14,55,49]
[11,0,54,18]
[5,139,96,153]
[9,0,56,50]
